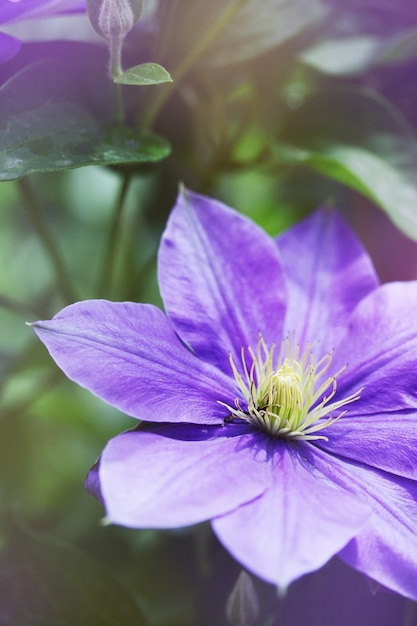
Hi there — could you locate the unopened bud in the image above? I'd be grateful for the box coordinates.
[226,571,259,626]
[87,0,143,39]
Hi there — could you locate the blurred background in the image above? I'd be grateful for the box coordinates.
[2,0,417,624]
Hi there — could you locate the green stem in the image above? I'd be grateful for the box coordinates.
[108,35,125,125]
[18,178,76,304]
[153,0,181,64]
[197,93,264,192]
[140,0,245,130]
[98,172,132,298]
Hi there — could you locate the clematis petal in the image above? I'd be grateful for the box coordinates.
[98,424,270,527]
[331,281,417,415]
[0,1,84,24]
[0,32,20,64]
[158,188,287,373]
[317,413,417,481]
[277,208,379,354]
[311,446,417,600]
[32,300,235,424]
[212,443,370,589]
[85,460,103,504]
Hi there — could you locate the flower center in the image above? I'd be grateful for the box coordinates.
[219,336,362,441]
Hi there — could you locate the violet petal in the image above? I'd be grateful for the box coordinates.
[278,208,379,354]
[158,188,287,373]
[331,281,417,415]
[317,413,417,481]
[312,446,417,601]
[85,459,104,504]
[0,32,20,64]
[212,443,370,588]
[99,424,270,527]
[0,1,84,24]
[32,300,235,424]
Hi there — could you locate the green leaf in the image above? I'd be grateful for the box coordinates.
[0,524,149,626]
[114,62,173,86]
[276,89,417,239]
[299,36,382,76]
[279,143,416,224]
[299,29,417,77]
[0,55,170,181]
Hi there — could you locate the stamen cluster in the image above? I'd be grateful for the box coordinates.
[220,336,362,441]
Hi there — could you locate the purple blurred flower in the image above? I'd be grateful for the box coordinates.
[0,0,85,64]
[32,189,417,598]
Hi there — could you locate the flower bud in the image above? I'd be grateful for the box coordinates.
[87,0,143,39]
[226,571,259,626]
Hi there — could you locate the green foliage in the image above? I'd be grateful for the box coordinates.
[0,59,170,180]
[276,89,417,239]
[0,523,148,625]
[158,0,326,67]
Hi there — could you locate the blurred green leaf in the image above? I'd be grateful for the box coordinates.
[0,59,170,181]
[114,63,172,86]
[276,89,417,239]
[277,143,415,222]
[164,0,326,67]
[0,524,149,626]
[299,36,381,76]
[299,28,417,76]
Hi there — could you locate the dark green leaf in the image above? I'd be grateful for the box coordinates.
[277,89,417,239]
[0,524,149,626]
[114,62,172,85]
[0,57,170,180]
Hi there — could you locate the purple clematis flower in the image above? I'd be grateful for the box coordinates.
[0,0,85,64]
[32,189,417,598]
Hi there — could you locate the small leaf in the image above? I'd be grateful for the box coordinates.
[114,62,173,86]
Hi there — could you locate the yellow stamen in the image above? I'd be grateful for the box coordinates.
[219,336,362,441]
